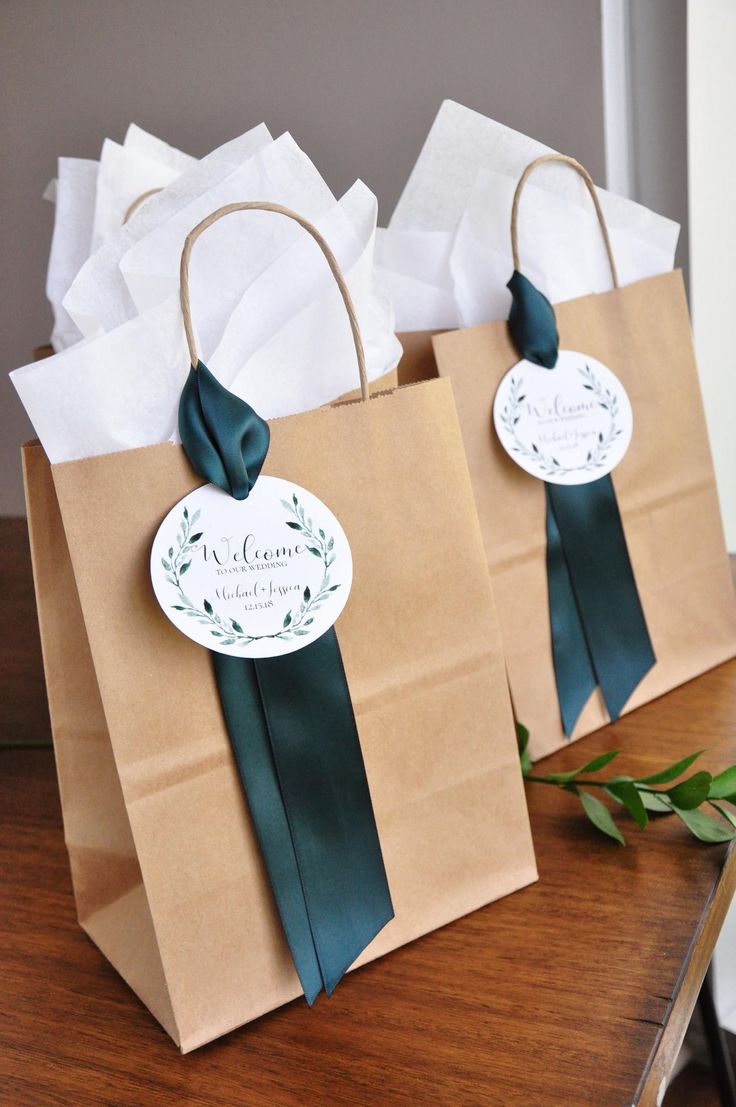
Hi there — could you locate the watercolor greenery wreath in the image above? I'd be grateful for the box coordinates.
[160,493,341,647]
[499,363,624,478]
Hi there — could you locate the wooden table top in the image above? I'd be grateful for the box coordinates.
[1,515,735,1107]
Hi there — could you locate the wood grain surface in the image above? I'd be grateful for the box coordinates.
[1,516,735,1107]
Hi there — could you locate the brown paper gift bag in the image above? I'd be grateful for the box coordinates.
[22,202,536,1052]
[431,155,736,762]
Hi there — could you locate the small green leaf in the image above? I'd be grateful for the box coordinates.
[673,806,735,843]
[204,599,213,615]
[189,531,203,543]
[285,521,303,531]
[307,546,322,557]
[327,584,340,591]
[548,751,620,785]
[319,528,325,539]
[636,750,705,786]
[294,629,310,636]
[708,766,736,800]
[605,780,648,829]
[639,791,673,814]
[292,493,298,507]
[168,547,174,558]
[172,605,186,611]
[184,507,189,520]
[666,771,712,810]
[516,721,530,753]
[579,790,626,845]
[516,722,531,775]
[283,611,292,628]
[710,802,736,831]
[161,559,171,571]
[230,620,243,634]
[304,586,311,602]
[179,561,191,575]
[327,537,334,551]
[580,750,621,774]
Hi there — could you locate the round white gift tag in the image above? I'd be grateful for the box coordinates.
[493,350,632,485]
[150,476,352,658]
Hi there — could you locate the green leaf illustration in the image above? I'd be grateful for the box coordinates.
[180,562,191,574]
[285,521,303,531]
[283,611,292,628]
[203,599,213,615]
[304,586,311,602]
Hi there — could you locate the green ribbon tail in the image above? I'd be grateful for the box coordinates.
[546,477,656,733]
[254,630,394,994]
[545,488,597,736]
[212,651,324,1004]
[507,271,655,736]
[180,360,393,1003]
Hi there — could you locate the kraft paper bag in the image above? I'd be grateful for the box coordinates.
[22,367,536,1051]
[432,268,736,761]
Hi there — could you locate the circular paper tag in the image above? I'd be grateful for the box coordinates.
[150,476,352,658]
[493,350,632,485]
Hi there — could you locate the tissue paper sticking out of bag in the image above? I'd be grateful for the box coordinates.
[13,125,400,464]
[63,124,273,338]
[90,135,196,251]
[45,158,99,352]
[44,125,195,351]
[378,100,681,329]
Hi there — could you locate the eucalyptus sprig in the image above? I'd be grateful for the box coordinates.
[517,723,736,846]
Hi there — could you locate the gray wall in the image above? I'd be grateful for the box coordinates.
[1,0,608,514]
[629,0,689,280]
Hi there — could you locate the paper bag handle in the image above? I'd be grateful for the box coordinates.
[510,154,619,289]
[179,201,370,403]
[122,188,163,224]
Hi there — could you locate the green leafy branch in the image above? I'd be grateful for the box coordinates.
[518,723,736,846]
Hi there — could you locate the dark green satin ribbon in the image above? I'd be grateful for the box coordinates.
[507,273,655,735]
[179,361,393,1002]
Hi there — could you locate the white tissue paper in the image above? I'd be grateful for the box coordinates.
[63,123,273,338]
[44,126,196,352]
[45,157,99,351]
[89,135,195,251]
[380,99,680,330]
[13,125,400,465]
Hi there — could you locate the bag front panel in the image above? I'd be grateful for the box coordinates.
[50,377,536,1051]
[432,271,736,759]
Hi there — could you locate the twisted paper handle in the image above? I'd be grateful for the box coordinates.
[510,153,619,289]
[179,201,370,403]
[122,188,163,224]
